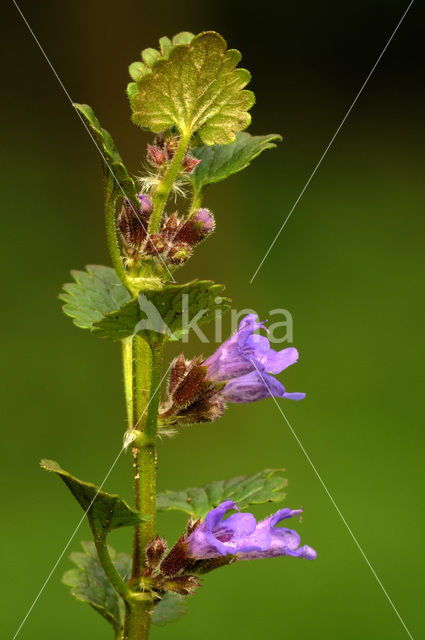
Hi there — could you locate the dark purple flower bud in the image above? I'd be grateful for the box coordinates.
[165,136,179,157]
[182,154,202,174]
[163,575,201,595]
[159,355,225,426]
[186,501,316,562]
[203,314,305,403]
[146,535,167,569]
[137,194,153,215]
[174,209,215,246]
[118,198,150,250]
[168,242,192,265]
[147,144,167,167]
[161,212,181,240]
[160,534,190,576]
[144,234,168,255]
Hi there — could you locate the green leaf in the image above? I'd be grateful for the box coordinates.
[59,265,131,330]
[157,469,288,519]
[151,593,189,626]
[74,103,138,203]
[62,541,131,634]
[190,132,282,194]
[63,543,186,632]
[41,459,145,536]
[93,280,230,342]
[129,31,255,145]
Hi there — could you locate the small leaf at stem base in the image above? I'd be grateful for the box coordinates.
[62,541,131,634]
[151,592,189,626]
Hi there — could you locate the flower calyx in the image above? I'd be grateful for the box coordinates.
[147,134,201,174]
[140,533,201,598]
[118,193,214,271]
[159,354,226,428]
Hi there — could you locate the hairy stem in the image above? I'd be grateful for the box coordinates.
[104,178,130,289]
[92,532,130,601]
[131,336,152,577]
[124,601,152,640]
[188,185,205,217]
[122,338,133,427]
[121,335,163,640]
[148,131,192,234]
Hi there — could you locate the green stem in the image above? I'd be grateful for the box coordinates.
[124,601,152,640]
[131,336,152,578]
[148,131,192,234]
[188,185,205,217]
[104,177,130,289]
[121,336,162,640]
[92,531,130,601]
[122,338,133,427]
[133,340,162,575]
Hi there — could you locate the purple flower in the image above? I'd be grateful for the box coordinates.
[137,193,153,214]
[186,501,316,561]
[203,314,305,403]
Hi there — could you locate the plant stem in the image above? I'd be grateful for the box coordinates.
[104,177,130,289]
[121,335,163,640]
[131,336,152,577]
[122,338,133,427]
[148,131,192,234]
[124,601,152,640]
[188,185,205,217]
[92,532,131,601]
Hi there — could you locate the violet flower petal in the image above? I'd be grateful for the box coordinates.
[220,370,286,403]
[204,314,264,381]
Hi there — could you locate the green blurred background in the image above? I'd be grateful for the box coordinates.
[2,1,424,638]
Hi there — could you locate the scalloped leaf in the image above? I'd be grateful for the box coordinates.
[74,103,138,203]
[63,543,187,633]
[62,541,131,634]
[151,593,189,626]
[128,32,195,85]
[157,469,288,519]
[60,265,131,330]
[129,31,255,145]
[93,280,230,342]
[41,459,145,536]
[190,132,282,194]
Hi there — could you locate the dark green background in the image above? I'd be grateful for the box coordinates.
[2,1,424,639]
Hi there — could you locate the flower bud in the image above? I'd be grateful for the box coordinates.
[137,194,153,215]
[160,534,189,576]
[174,209,215,246]
[147,144,167,167]
[145,234,168,255]
[159,355,226,426]
[119,198,150,250]
[168,243,192,265]
[163,575,200,595]
[162,212,181,239]
[146,535,167,569]
[165,136,180,157]
[168,354,191,395]
[182,154,202,174]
